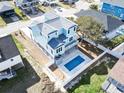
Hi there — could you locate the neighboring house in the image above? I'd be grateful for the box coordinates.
[0,1,15,17]
[100,0,124,21]
[102,57,124,93]
[40,0,58,6]
[14,0,39,14]
[59,0,77,4]
[0,35,24,80]
[22,12,92,92]
[75,10,124,39]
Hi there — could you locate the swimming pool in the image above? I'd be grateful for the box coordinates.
[64,56,85,71]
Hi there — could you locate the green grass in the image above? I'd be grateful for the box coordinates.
[104,35,124,49]
[0,58,40,93]
[14,7,28,21]
[38,5,53,12]
[68,54,118,93]
[0,16,6,27]
[12,36,25,53]
[57,2,71,9]
[72,74,106,93]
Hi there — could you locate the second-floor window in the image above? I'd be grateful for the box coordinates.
[68,30,70,34]
[74,27,76,31]
[56,47,62,53]
[69,37,73,41]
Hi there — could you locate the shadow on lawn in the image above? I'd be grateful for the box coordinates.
[68,53,118,93]
[0,58,40,93]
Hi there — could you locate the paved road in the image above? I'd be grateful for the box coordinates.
[0,16,45,37]
[0,21,30,37]
[0,0,100,37]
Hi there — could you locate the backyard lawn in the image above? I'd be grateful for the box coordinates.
[57,2,72,9]
[14,7,28,20]
[0,16,6,27]
[38,5,53,12]
[103,35,124,49]
[68,54,118,93]
[12,35,25,53]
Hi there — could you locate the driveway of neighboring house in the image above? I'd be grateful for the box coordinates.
[53,0,100,17]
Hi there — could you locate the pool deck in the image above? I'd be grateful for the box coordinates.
[58,49,91,80]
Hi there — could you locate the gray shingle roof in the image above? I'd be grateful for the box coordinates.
[0,35,20,62]
[45,16,76,30]
[0,1,14,13]
[29,12,76,36]
[75,9,124,31]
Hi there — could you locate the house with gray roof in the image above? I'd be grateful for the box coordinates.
[0,35,24,80]
[75,9,124,39]
[0,1,14,17]
[102,57,124,93]
[14,0,39,14]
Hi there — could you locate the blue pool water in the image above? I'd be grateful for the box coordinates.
[64,56,85,71]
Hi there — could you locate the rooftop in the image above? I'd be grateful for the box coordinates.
[29,12,77,36]
[101,0,124,8]
[0,1,14,13]
[0,35,20,62]
[75,10,124,31]
[109,57,124,85]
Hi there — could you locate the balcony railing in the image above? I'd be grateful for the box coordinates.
[65,40,77,48]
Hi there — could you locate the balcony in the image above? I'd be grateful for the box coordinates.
[65,40,78,51]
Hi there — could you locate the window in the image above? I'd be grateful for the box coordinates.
[69,37,73,41]
[56,49,58,53]
[56,47,62,53]
[11,59,14,61]
[68,30,70,34]
[74,27,76,31]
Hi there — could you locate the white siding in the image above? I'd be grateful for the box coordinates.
[0,55,23,72]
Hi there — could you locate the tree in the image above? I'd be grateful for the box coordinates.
[90,4,98,10]
[76,16,105,45]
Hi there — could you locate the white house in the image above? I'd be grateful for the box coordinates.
[24,12,78,60]
[0,35,24,80]
[40,0,58,6]
[22,12,91,92]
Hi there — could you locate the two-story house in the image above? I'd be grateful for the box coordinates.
[0,35,24,80]
[100,0,124,21]
[14,0,39,14]
[22,12,91,92]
